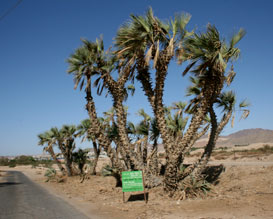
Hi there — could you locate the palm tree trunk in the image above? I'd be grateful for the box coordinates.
[182,124,210,155]
[164,75,224,195]
[65,157,73,176]
[142,136,148,165]
[98,72,144,170]
[197,107,218,173]
[149,139,159,175]
[136,141,143,163]
[91,141,100,175]
[112,137,130,169]
[114,98,133,165]
[184,106,218,180]
[47,146,66,175]
[180,106,233,181]
[85,78,123,170]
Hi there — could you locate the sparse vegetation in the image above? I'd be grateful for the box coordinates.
[101,164,122,187]
[179,177,211,199]
[212,144,273,160]
[0,156,55,168]
[44,168,56,182]
[0,157,9,166]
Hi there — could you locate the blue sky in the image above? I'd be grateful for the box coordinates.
[0,0,273,156]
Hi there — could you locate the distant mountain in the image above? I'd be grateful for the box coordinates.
[195,128,273,148]
[224,128,273,146]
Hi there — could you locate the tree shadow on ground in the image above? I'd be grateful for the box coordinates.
[202,164,225,185]
[127,192,149,202]
[0,182,22,187]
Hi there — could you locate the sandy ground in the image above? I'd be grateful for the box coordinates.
[1,152,273,219]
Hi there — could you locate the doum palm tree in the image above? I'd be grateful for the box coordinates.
[38,130,66,175]
[77,119,101,175]
[66,8,247,195]
[67,38,130,171]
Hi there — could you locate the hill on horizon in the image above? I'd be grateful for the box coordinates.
[195,128,273,148]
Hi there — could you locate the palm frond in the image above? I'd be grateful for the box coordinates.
[230,29,246,48]
[226,65,236,86]
[239,99,250,108]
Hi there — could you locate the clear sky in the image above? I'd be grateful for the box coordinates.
[1,0,273,156]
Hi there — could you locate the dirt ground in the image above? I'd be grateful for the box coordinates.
[1,150,273,219]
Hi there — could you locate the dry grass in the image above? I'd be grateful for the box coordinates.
[212,144,273,160]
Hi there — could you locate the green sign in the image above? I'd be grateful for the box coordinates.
[122,171,144,192]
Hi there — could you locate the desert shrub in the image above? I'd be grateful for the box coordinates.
[40,160,53,168]
[31,162,38,168]
[259,144,273,153]
[234,144,249,147]
[217,146,228,151]
[101,164,122,187]
[8,160,16,168]
[0,157,9,166]
[177,166,225,199]
[237,145,273,157]
[44,168,56,182]
[158,152,165,158]
[179,164,189,172]
[179,177,211,199]
[190,147,199,152]
[72,149,88,174]
[101,164,114,176]
[14,155,37,166]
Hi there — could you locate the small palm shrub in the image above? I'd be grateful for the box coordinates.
[101,164,122,187]
[179,176,211,199]
[44,168,56,182]
[72,149,88,174]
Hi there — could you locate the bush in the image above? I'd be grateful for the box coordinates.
[8,160,16,168]
[0,157,9,166]
[101,164,114,177]
[1,156,55,167]
[179,177,211,199]
[44,168,56,182]
[40,160,53,168]
[158,152,165,158]
[101,164,122,187]
[259,144,273,153]
[15,155,37,165]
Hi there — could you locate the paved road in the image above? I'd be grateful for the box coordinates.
[0,171,89,219]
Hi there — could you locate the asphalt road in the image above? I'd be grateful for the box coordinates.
[0,171,89,219]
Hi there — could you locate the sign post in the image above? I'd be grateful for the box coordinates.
[122,170,147,203]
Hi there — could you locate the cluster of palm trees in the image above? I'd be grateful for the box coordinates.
[38,8,249,196]
[38,125,78,176]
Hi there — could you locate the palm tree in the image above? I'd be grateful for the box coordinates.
[176,25,245,153]
[67,39,120,169]
[68,36,146,172]
[159,25,246,195]
[166,102,189,139]
[115,9,192,156]
[115,8,193,194]
[49,125,76,176]
[181,91,250,181]
[60,125,77,176]
[37,130,66,175]
[77,119,101,175]
[72,148,88,175]
[171,101,187,117]
[136,109,151,165]
[148,118,160,175]
[103,107,135,170]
